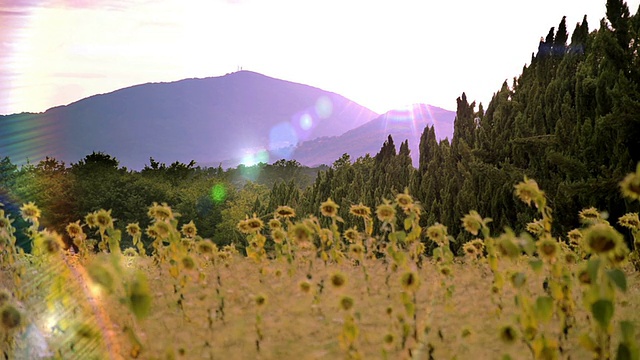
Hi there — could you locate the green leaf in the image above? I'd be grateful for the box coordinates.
[616,343,632,360]
[520,233,536,256]
[620,321,635,343]
[529,259,543,272]
[579,333,598,352]
[587,258,601,285]
[404,218,412,231]
[535,296,554,322]
[128,271,152,320]
[391,231,406,243]
[511,272,527,288]
[607,269,627,292]
[591,299,614,329]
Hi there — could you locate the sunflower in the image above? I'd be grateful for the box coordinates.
[0,304,21,330]
[350,204,371,218]
[320,198,340,218]
[268,218,282,229]
[339,296,354,311]
[66,221,84,239]
[330,272,347,289]
[426,224,448,247]
[274,206,296,219]
[578,207,601,224]
[618,213,640,231]
[376,202,396,223]
[514,177,544,208]
[461,211,483,236]
[582,223,624,255]
[619,166,640,201]
[255,294,267,307]
[400,271,420,293]
[148,202,174,221]
[126,223,141,237]
[196,240,216,255]
[38,232,65,255]
[85,212,98,228]
[499,325,517,344]
[537,237,559,261]
[395,191,413,210]
[181,221,197,238]
[246,215,264,233]
[343,228,360,243]
[290,223,312,244]
[95,209,114,230]
[20,202,41,223]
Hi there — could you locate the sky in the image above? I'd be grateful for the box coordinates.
[1,0,639,116]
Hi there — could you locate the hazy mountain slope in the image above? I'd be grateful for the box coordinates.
[284,104,455,167]
[0,71,378,169]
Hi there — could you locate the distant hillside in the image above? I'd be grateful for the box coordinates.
[0,71,378,169]
[282,104,455,167]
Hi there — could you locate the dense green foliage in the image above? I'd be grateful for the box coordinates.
[1,1,639,254]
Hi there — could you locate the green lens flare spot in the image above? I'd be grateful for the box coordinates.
[211,184,227,203]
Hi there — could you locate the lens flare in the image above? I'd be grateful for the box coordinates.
[299,113,313,130]
[210,183,227,203]
[315,96,333,119]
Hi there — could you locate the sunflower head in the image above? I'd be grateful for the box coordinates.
[343,228,360,243]
[461,211,484,236]
[274,206,296,219]
[462,242,478,258]
[579,207,603,225]
[400,271,420,293]
[66,221,84,239]
[526,219,545,236]
[583,224,624,255]
[619,164,640,201]
[514,177,544,208]
[268,218,282,229]
[0,289,10,307]
[330,272,347,289]
[376,202,396,223]
[95,209,114,230]
[85,212,97,228]
[299,280,312,293]
[181,221,197,238]
[196,239,217,255]
[426,224,448,247]
[271,228,286,244]
[37,232,65,255]
[350,204,371,218]
[0,304,21,330]
[255,294,267,307]
[126,223,141,237]
[320,198,340,218]
[20,202,41,223]
[290,223,312,244]
[339,296,354,311]
[148,202,174,222]
[618,213,640,231]
[567,229,583,248]
[537,237,559,261]
[395,191,413,210]
[246,215,264,233]
[499,325,517,344]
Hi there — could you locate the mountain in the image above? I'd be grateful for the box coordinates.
[276,104,455,167]
[0,71,378,169]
